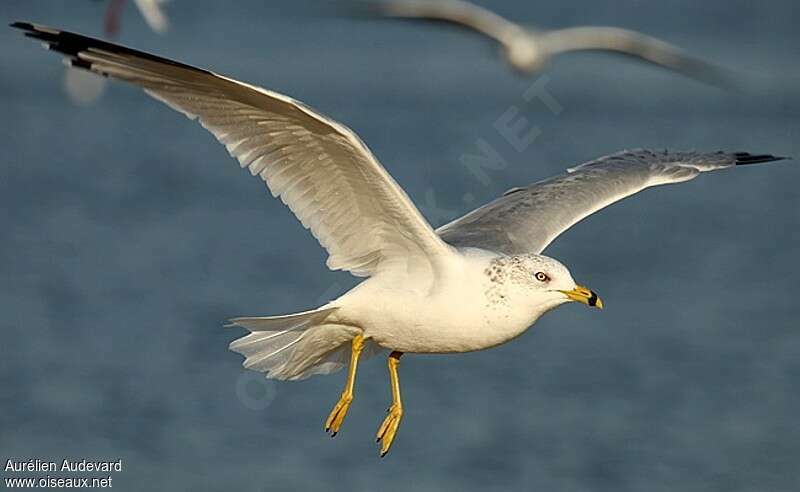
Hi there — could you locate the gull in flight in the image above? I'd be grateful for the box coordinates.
[361,0,733,87]
[12,22,788,456]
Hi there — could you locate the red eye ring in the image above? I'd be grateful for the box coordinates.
[535,272,549,282]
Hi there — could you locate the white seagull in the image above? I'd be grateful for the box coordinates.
[363,0,733,87]
[13,22,787,456]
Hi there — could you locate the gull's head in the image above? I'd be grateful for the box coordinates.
[490,254,603,313]
[503,33,546,73]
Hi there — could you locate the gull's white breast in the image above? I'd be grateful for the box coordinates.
[329,249,545,354]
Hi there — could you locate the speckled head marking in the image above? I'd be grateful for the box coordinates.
[484,254,572,287]
[483,253,602,312]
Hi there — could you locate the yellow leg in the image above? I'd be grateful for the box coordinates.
[325,334,364,437]
[376,351,404,457]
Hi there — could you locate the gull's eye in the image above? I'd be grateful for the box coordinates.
[534,272,550,282]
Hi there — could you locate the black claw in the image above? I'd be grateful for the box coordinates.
[380,451,388,458]
[330,431,337,438]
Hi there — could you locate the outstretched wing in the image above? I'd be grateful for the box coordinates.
[13,22,452,278]
[437,149,787,254]
[371,0,525,46]
[538,26,734,88]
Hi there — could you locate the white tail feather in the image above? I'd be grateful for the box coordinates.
[228,306,383,381]
[226,306,336,332]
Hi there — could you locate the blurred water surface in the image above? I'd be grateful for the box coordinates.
[1,1,799,490]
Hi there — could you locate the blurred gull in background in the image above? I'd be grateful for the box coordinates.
[104,0,170,37]
[361,0,735,88]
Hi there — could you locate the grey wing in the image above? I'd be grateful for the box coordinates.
[15,22,452,278]
[437,149,786,255]
[373,0,525,46]
[537,26,734,88]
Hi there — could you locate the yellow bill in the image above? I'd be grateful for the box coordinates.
[560,284,603,309]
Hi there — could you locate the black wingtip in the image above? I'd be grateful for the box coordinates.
[733,152,790,166]
[10,21,52,34]
[10,21,213,77]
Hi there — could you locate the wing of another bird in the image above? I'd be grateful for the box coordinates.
[437,149,787,255]
[538,26,733,88]
[13,22,453,278]
[132,0,169,34]
[374,0,525,46]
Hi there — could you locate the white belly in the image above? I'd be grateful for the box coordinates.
[328,251,545,353]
